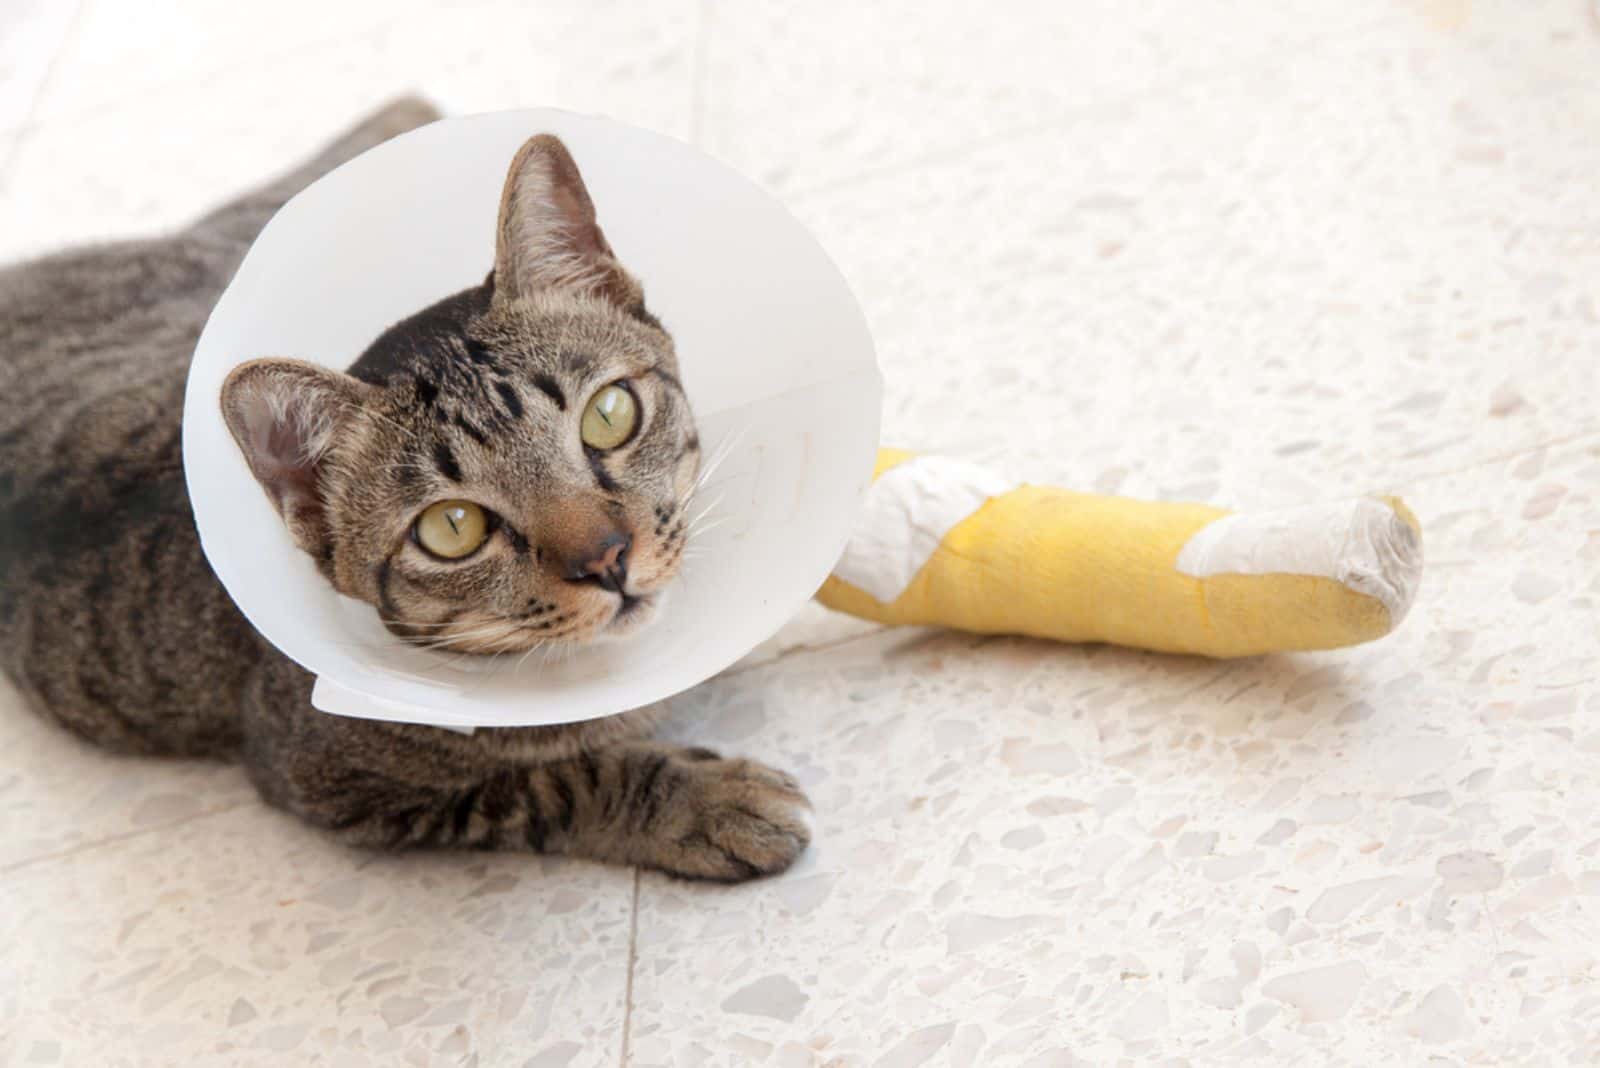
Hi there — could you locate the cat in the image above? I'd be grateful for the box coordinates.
[0,97,810,881]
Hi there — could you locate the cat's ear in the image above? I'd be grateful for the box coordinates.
[220,359,372,559]
[491,133,642,309]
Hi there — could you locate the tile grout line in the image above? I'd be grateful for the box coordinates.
[618,866,642,1066]
[0,0,90,196]
[0,799,254,876]
[1395,423,1600,489]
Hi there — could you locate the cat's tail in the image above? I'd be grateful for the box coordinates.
[192,94,444,247]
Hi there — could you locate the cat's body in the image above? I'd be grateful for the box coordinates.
[0,98,809,880]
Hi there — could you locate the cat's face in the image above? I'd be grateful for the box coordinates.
[221,134,701,653]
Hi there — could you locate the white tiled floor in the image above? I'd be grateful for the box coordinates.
[3,2,1599,1065]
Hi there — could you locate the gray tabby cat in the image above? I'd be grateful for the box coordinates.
[0,97,810,881]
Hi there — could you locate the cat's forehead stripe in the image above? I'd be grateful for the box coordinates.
[414,374,440,406]
[463,339,497,368]
[432,441,462,482]
[494,381,524,420]
[646,365,682,391]
[560,349,597,376]
[529,373,566,411]
[453,413,489,445]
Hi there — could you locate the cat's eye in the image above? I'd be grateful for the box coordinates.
[414,500,490,559]
[580,383,638,450]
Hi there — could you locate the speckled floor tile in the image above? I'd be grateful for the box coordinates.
[625,3,1600,1064]
[21,0,416,124]
[26,0,700,130]
[778,17,1600,500]
[0,0,698,262]
[0,802,635,1067]
[696,0,1398,195]
[0,0,74,135]
[2,1,1598,1065]
[0,0,78,138]
[628,444,1600,1065]
[0,683,258,869]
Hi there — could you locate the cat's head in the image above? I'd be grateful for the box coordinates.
[221,134,700,654]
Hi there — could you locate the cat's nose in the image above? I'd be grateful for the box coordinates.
[567,532,631,593]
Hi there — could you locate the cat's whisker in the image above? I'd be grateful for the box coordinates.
[542,638,580,666]
[320,637,473,663]
[686,494,731,536]
[463,637,539,686]
[691,451,735,501]
[464,644,511,680]
[406,636,496,654]
[378,630,488,667]
[387,610,567,633]
[691,425,745,497]
[686,491,726,531]
[387,620,512,639]
[687,516,733,541]
[388,617,534,632]
[682,472,743,503]
[401,619,529,651]
[677,430,744,540]
[510,636,548,676]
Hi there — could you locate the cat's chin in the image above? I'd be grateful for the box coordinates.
[594,590,666,643]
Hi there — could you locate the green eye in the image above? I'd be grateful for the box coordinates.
[581,383,638,450]
[414,500,489,559]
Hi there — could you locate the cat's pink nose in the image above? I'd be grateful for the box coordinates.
[567,533,631,593]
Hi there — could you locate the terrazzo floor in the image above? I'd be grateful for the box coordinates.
[3,1,1599,1065]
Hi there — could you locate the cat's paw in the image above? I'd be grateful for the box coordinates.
[654,752,812,882]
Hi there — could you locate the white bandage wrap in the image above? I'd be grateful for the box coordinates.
[831,456,1015,604]
[1175,498,1424,622]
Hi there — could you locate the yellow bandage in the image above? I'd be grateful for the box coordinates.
[817,449,1423,658]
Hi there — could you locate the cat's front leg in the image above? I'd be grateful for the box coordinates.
[562,741,813,881]
[269,739,811,881]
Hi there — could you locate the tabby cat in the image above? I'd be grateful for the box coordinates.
[0,97,810,881]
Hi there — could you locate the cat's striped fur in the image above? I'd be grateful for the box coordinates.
[0,98,809,881]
